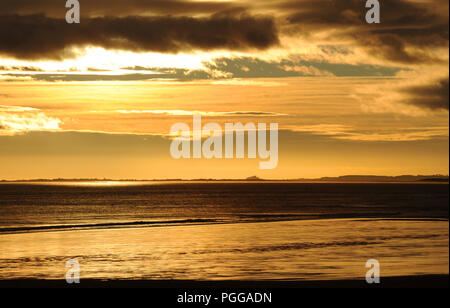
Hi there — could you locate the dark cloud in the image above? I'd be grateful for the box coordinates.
[0,14,279,60]
[87,68,111,72]
[282,0,449,64]
[403,78,449,111]
[1,1,446,65]
[0,65,43,72]
[1,0,242,17]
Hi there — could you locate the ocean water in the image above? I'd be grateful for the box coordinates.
[0,182,448,280]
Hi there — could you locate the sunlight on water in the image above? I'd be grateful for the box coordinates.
[5,181,165,187]
[0,219,448,281]
[0,183,447,281]
[68,181,146,187]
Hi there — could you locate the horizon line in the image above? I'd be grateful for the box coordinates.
[1,174,449,183]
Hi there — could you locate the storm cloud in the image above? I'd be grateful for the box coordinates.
[0,13,279,60]
[282,0,449,64]
[0,0,447,64]
[0,0,243,17]
[403,78,449,111]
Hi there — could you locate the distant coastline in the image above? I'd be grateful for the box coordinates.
[1,175,448,183]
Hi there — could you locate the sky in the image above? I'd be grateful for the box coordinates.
[0,0,448,180]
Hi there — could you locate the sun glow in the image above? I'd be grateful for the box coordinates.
[0,47,208,73]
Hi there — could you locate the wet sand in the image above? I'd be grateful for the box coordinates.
[1,219,448,281]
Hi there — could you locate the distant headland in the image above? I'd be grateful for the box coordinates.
[1,175,448,183]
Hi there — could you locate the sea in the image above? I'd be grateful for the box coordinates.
[0,182,448,281]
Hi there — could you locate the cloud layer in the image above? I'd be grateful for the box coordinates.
[282,0,449,64]
[1,0,447,66]
[2,56,404,81]
[0,105,61,135]
[0,14,279,60]
[1,0,241,17]
[403,78,449,111]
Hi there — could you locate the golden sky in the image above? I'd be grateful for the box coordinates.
[0,0,448,179]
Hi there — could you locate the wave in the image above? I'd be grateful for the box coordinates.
[0,216,447,235]
[190,241,384,255]
[0,219,220,234]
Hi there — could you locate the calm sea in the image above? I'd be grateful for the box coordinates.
[0,182,448,280]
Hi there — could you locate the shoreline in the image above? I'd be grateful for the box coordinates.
[1,275,448,288]
[1,217,448,236]
[1,219,447,284]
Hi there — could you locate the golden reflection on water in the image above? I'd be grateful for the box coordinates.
[15,181,155,187]
[0,219,448,281]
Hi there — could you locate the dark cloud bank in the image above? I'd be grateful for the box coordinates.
[283,0,449,64]
[0,0,447,65]
[403,78,449,111]
[1,0,241,17]
[0,14,279,60]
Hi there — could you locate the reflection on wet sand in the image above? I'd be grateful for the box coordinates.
[0,219,448,281]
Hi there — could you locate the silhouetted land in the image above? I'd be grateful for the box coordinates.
[1,175,448,183]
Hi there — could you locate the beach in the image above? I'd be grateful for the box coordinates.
[0,217,448,283]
